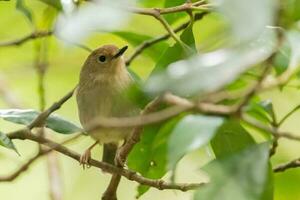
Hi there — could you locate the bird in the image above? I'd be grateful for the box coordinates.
[76,44,138,168]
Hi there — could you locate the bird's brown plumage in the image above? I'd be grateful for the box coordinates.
[76,44,138,164]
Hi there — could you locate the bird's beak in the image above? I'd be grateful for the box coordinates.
[113,46,128,59]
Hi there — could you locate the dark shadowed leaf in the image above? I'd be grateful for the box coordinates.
[211,119,255,158]
[0,109,82,134]
[0,131,19,155]
[194,143,270,200]
[211,118,274,199]
[16,0,33,22]
[151,24,196,75]
[127,116,183,198]
[168,115,224,170]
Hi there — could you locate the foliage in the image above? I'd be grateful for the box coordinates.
[1,0,300,200]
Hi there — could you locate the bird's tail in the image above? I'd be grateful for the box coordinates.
[102,143,118,165]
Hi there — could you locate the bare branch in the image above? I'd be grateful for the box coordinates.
[242,115,300,142]
[130,1,207,16]
[8,130,204,191]
[273,158,300,173]
[125,12,208,65]
[0,31,52,47]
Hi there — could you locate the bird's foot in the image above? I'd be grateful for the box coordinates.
[80,149,92,169]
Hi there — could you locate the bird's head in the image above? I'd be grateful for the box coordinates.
[81,44,128,82]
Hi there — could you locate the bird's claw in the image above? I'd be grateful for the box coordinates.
[80,149,92,169]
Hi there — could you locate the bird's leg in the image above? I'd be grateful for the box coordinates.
[80,141,98,169]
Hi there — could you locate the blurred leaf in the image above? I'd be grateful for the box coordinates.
[40,6,59,29]
[281,0,300,26]
[168,115,224,170]
[194,143,270,200]
[244,98,274,124]
[45,113,83,134]
[38,0,62,10]
[145,0,277,96]
[211,119,255,158]
[214,0,276,43]
[151,24,196,74]
[16,0,33,22]
[0,109,82,134]
[112,31,168,62]
[146,29,276,96]
[286,30,300,70]
[273,41,291,75]
[128,116,183,197]
[0,131,19,155]
[55,1,130,43]
[164,0,186,24]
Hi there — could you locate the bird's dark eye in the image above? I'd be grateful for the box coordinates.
[98,55,106,63]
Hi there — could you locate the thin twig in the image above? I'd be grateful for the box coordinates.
[277,104,300,127]
[0,31,52,47]
[242,115,300,142]
[125,12,208,65]
[273,158,300,173]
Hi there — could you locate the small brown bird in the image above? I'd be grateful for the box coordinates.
[76,44,137,167]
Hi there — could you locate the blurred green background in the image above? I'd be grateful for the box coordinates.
[0,1,300,200]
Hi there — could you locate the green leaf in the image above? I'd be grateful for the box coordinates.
[216,135,274,200]
[168,115,224,170]
[164,0,186,24]
[151,24,196,75]
[38,0,62,10]
[211,119,255,158]
[112,31,168,62]
[244,98,274,124]
[0,131,19,155]
[16,0,33,22]
[127,116,183,198]
[145,0,277,96]
[45,113,82,134]
[273,41,291,75]
[0,109,82,134]
[194,143,270,200]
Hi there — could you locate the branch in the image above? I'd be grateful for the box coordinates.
[8,130,204,191]
[0,31,52,47]
[242,115,300,142]
[277,104,300,127]
[0,134,81,182]
[273,158,300,173]
[130,1,210,45]
[87,99,235,131]
[116,96,162,166]
[28,86,76,129]
[130,1,207,16]
[102,97,162,200]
